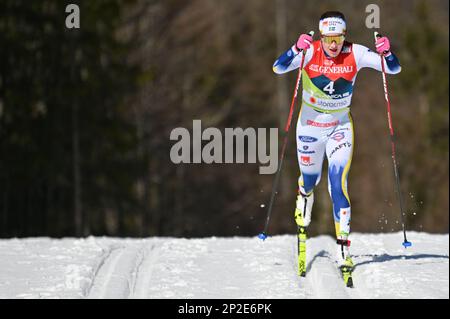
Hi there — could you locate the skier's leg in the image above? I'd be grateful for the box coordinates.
[294,106,327,277]
[326,113,354,266]
[295,108,326,228]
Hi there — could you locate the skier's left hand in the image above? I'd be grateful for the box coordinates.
[375,36,390,54]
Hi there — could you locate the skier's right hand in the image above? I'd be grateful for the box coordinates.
[296,34,313,51]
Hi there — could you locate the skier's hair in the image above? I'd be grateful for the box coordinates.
[320,11,346,22]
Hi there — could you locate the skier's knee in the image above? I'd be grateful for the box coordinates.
[329,168,350,209]
[300,173,320,195]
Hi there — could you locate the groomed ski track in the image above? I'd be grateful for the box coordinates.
[0,232,447,299]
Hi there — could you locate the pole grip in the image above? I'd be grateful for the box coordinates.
[374,31,381,40]
[374,31,390,55]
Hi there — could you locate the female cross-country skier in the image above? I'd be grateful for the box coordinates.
[272,11,401,285]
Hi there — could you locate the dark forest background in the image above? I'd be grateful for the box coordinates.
[0,0,448,238]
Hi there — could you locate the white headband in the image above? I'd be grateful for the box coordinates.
[319,17,346,35]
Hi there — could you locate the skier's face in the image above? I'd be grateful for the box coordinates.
[321,33,345,58]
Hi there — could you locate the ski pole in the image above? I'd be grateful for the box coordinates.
[259,31,314,241]
[374,32,412,248]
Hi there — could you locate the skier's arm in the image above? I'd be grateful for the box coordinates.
[354,44,401,74]
[273,45,313,74]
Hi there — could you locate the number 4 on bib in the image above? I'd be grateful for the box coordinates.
[323,81,335,94]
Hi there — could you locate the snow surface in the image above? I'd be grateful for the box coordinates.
[0,232,448,299]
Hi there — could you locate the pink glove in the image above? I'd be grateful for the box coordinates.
[375,36,390,54]
[296,34,313,51]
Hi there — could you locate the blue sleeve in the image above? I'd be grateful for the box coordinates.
[385,52,401,73]
[273,46,301,74]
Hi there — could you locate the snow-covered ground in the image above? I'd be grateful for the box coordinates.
[0,232,447,299]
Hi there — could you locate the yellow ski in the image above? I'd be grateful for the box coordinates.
[297,225,307,277]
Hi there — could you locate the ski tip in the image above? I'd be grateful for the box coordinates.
[258,232,268,241]
[402,241,412,248]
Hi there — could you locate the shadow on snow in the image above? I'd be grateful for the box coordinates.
[304,250,449,272]
[353,253,449,269]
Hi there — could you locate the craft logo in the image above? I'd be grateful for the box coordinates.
[329,142,352,158]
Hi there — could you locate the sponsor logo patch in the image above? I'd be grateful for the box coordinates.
[331,132,345,142]
[307,120,339,128]
[299,135,318,143]
[329,142,352,158]
[300,156,314,166]
[309,64,354,74]
[298,148,315,154]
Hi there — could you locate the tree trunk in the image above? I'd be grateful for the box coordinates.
[72,101,83,237]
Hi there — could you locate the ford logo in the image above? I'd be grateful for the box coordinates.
[299,136,318,143]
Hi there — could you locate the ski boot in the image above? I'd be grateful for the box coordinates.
[294,192,313,277]
[336,235,354,288]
